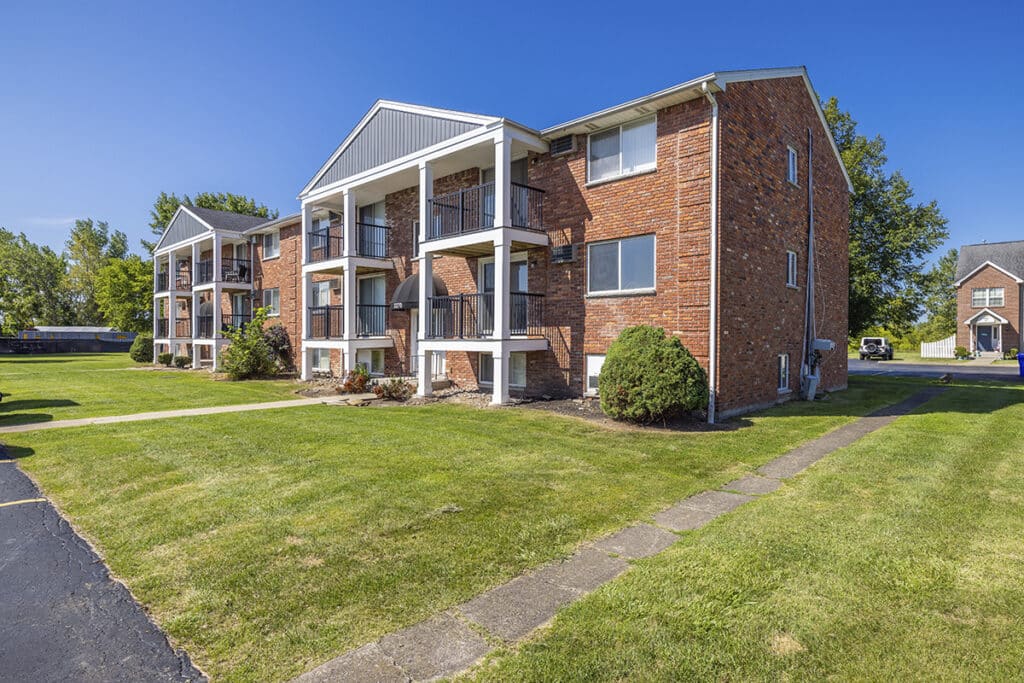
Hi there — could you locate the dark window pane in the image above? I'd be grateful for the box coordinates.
[620,235,654,290]
[588,242,619,292]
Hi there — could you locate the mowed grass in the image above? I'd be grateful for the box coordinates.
[467,381,1024,681]
[0,354,300,427]
[6,377,916,681]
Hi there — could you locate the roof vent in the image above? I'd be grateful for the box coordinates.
[551,244,578,264]
[549,134,575,157]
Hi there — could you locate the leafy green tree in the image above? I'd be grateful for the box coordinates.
[144,191,278,252]
[95,254,154,333]
[823,98,949,337]
[65,218,129,324]
[0,228,75,334]
[917,248,958,340]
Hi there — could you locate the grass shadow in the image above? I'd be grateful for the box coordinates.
[0,398,80,413]
[0,444,35,460]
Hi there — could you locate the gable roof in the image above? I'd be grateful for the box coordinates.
[954,241,1024,285]
[154,205,279,252]
[186,206,273,232]
[964,307,1010,325]
[301,101,500,197]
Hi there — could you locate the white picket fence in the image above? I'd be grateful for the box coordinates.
[920,334,956,359]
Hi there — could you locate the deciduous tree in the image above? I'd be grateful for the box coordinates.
[95,254,154,333]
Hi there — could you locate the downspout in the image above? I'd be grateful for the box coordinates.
[702,82,719,424]
[801,128,819,399]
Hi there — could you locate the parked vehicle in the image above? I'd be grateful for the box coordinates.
[859,337,894,360]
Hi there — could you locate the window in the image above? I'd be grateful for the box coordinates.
[587,116,656,183]
[262,230,280,259]
[479,352,526,386]
[585,354,606,396]
[356,348,384,375]
[972,287,1005,307]
[587,234,655,294]
[412,220,420,257]
[312,349,331,372]
[262,288,280,316]
[311,281,330,307]
[787,146,798,185]
[359,201,386,226]
[786,251,798,287]
[778,353,790,392]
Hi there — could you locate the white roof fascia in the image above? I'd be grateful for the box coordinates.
[953,260,1024,287]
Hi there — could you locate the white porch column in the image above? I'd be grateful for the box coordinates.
[493,239,511,341]
[343,190,356,258]
[165,252,176,340]
[493,131,512,228]
[301,201,313,264]
[191,242,200,288]
[300,271,312,342]
[417,250,434,398]
[343,265,357,341]
[300,345,313,381]
[491,346,509,405]
[418,161,433,244]
[211,341,220,372]
[191,291,201,369]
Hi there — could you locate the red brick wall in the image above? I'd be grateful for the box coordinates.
[252,220,303,359]
[716,77,849,415]
[955,266,1021,352]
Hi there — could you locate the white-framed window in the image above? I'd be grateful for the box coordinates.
[778,353,790,393]
[479,352,526,387]
[311,281,330,307]
[585,354,606,396]
[356,348,385,375]
[786,250,798,288]
[787,146,798,185]
[262,288,280,316]
[412,220,420,257]
[972,287,1005,307]
[587,116,657,184]
[587,234,655,294]
[312,348,331,372]
[262,230,280,259]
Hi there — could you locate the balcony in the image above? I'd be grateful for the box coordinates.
[426,292,543,339]
[426,182,544,241]
[196,258,251,285]
[308,229,343,263]
[308,305,344,339]
[197,260,214,285]
[356,304,388,337]
[174,317,191,338]
[176,273,192,290]
[222,314,251,332]
[156,272,169,292]
[196,315,214,339]
[156,318,169,338]
[356,223,390,259]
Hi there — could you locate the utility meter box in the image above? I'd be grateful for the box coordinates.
[812,338,836,352]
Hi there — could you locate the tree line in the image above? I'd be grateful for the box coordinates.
[0,192,274,335]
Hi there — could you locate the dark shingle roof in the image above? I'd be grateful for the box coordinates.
[187,206,276,232]
[956,241,1024,282]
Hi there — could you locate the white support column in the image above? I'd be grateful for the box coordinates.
[343,190,356,258]
[301,201,314,264]
[212,341,220,372]
[418,161,433,244]
[213,284,223,338]
[212,233,222,286]
[300,345,313,381]
[493,131,512,228]
[300,271,312,343]
[191,290,201,369]
[191,242,200,288]
[493,239,511,341]
[491,346,509,405]
[165,252,176,343]
[343,265,357,341]
[417,247,434,398]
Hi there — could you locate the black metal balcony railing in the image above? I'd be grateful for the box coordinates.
[196,260,214,284]
[220,257,251,284]
[356,222,390,259]
[356,304,389,337]
[426,292,543,339]
[174,317,191,338]
[426,182,544,240]
[222,314,251,332]
[308,229,344,263]
[196,315,214,339]
[175,273,192,290]
[156,272,169,292]
[308,305,344,339]
[156,318,169,337]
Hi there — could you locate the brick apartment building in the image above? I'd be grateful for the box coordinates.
[153,66,851,421]
[953,241,1024,356]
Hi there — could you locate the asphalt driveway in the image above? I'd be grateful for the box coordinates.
[0,454,204,682]
[848,358,1022,382]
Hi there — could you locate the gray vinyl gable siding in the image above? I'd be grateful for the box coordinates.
[311,108,482,191]
[156,210,209,251]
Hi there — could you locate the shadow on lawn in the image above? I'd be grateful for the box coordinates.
[0,444,35,460]
[0,399,80,413]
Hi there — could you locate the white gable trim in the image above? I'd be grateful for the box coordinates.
[954,260,1024,287]
[964,307,1009,325]
[300,100,499,197]
[153,205,215,253]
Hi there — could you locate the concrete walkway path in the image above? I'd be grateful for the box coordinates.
[294,387,947,683]
[0,395,372,435]
[0,457,206,681]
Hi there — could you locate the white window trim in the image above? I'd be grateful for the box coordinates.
[971,287,1005,307]
[586,234,657,297]
[787,146,799,186]
[478,352,527,388]
[356,348,385,376]
[778,353,790,394]
[262,287,281,317]
[312,348,331,372]
[786,250,798,288]
[262,230,281,260]
[586,115,657,186]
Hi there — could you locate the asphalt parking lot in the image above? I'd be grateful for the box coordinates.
[848,358,1022,382]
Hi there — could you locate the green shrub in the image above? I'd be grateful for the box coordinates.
[342,366,370,394]
[129,334,153,363]
[373,377,413,401]
[157,352,174,367]
[1004,347,1019,360]
[173,355,191,369]
[598,325,708,424]
[221,308,276,380]
[264,323,293,370]
[954,345,969,360]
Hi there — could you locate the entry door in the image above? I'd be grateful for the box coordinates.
[977,326,994,352]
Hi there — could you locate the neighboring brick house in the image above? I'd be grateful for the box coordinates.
[953,241,1024,356]
[153,66,851,421]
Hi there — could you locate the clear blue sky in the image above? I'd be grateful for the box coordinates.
[1,0,1020,262]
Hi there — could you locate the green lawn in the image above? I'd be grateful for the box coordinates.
[4,377,917,681]
[467,381,1024,681]
[0,353,300,427]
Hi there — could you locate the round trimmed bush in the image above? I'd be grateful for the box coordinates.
[598,325,708,424]
[129,334,153,363]
[157,352,174,367]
